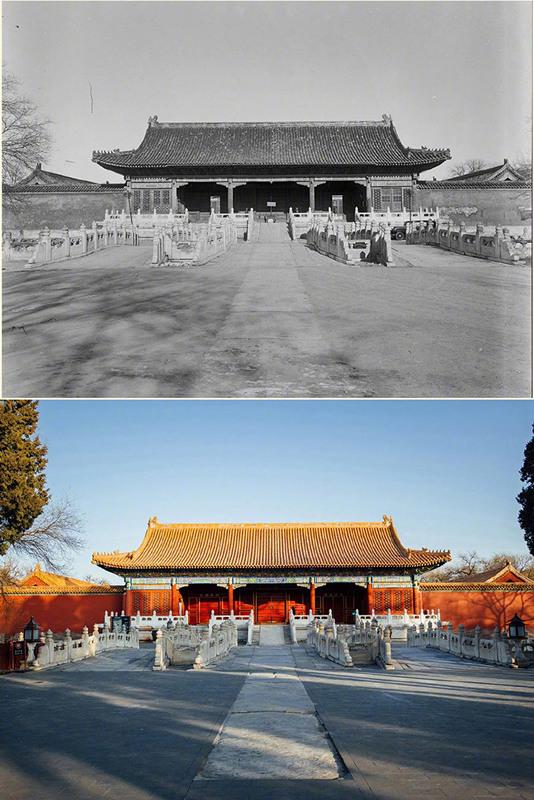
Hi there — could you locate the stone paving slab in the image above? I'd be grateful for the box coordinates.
[3,234,530,397]
[1,641,533,799]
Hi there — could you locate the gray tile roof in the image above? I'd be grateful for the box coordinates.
[93,118,450,173]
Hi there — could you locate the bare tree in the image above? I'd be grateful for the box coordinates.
[82,574,110,586]
[2,69,53,213]
[421,550,534,582]
[9,496,84,573]
[449,159,488,178]
[512,155,532,181]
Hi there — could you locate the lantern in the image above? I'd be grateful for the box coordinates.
[508,614,526,640]
[23,616,40,642]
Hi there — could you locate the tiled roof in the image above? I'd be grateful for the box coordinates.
[4,183,125,193]
[443,160,525,183]
[92,516,450,572]
[16,164,99,187]
[93,117,450,172]
[420,582,534,592]
[449,563,533,584]
[3,585,123,596]
[417,180,532,190]
[18,564,104,588]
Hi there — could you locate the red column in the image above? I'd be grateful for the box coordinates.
[310,582,316,614]
[228,583,234,613]
[366,581,374,615]
[124,589,133,616]
[171,583,179,615]
[412,584,421,615]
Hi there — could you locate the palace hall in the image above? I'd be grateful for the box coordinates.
[92,116,450,220]
[92,516,450,624]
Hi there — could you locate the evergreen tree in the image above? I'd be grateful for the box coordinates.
[517,423,534,556]
[0,400,49,555]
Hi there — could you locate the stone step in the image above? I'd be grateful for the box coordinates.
[258,625,286,646]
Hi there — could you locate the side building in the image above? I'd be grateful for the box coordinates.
[92,115,450,220]
[92,515,450,624]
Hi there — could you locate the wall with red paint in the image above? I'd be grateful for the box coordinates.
[420,588,534,631]
[0,592,124,636]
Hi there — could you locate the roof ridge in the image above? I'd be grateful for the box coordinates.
[146,120,392,128]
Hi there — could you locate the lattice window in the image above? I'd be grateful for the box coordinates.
[373,188,382,211]
[162,189,171,210]
[392,189,403,210]
[382,590,392,612]
[393,590,404,613]
[160,591,171,614]
[153,190,161,210]
[141,592,151,614]
[381,190,392,208]
[373,591,383,613]
[133,190,141,212]
[132,592,141,613]
[403,188,412,210]
[142,190,151,212]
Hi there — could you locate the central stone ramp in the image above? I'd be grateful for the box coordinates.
[257,219,290,242]
[200,647,342,779]
[258,625,286,646]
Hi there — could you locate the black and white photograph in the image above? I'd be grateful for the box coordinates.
[2,1,531,398]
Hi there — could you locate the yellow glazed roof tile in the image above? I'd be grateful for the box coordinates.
[92,516,450,572]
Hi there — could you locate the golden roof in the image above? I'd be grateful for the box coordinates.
[19,564,104,588]
[92,516,450,572]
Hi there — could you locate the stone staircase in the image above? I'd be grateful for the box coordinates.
[255,625,293,646]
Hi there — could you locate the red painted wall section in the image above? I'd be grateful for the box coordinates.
[0,593,124,636]
[420,590,534,630]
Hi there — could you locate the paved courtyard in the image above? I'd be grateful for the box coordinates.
[2,225,531,398]
[1,642,533,800]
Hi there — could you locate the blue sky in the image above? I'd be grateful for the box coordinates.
[2,2,531,183]
[28,400,534,581]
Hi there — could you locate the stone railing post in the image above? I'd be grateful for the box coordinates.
[458,220,466,254]
[112,223,118,245]
[492,627,500,664]
[92,222,99,251]
[458,624,465,657]
[81,626,90,658]
[62,227,70,259]
[43,227,52,262]
[45,629,54,667]
[475,223,484,256]
[474,625,481,659]
[91,623,99,656]
[494,225,503,257]
[153,628,167,671]
[80,223,87,254]
[65,628,72,662]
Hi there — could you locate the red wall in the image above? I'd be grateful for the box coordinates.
[420,589,534,631]
[414,183,531,226]
[0,592,124,636]
[3,189,126,229]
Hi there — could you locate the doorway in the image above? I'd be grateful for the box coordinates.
[256,591,287,623]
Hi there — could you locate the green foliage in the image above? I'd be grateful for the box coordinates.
[0,400,50,555]
[518,423,534,556]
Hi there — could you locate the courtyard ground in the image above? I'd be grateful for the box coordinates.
[1,642,532,800]
[2,225,531,397]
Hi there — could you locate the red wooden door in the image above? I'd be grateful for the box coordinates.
[198,597,220,624]
[256,592,286,624]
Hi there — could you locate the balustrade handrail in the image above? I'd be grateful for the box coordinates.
[22,622,139,671]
